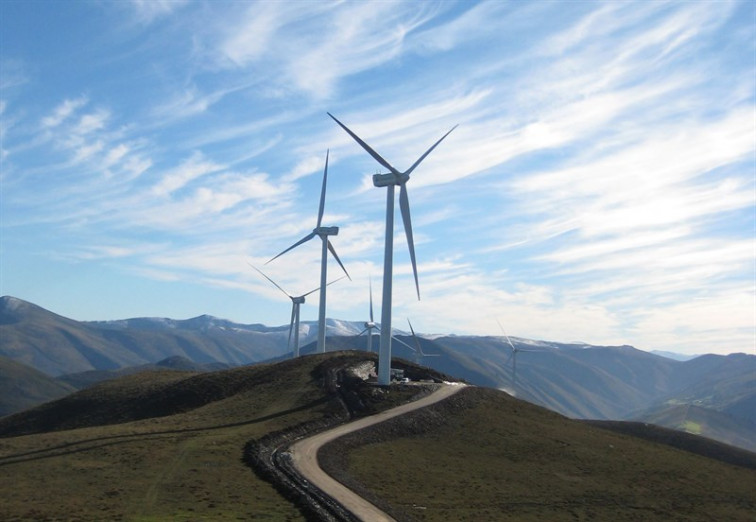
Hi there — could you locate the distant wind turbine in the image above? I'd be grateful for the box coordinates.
[266,150,350,354]
[329,113,456,385]
[498,320,537,392]
[250,265,344,357]
[357,277,378,352]
[406,319,441,365]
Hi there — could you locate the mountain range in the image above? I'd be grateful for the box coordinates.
[1,295,753,451]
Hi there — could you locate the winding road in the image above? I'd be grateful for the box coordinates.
[288,383,466,522]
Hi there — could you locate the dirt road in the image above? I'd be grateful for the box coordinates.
[289,383,465,522]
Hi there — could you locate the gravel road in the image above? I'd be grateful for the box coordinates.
[289,383,466,522]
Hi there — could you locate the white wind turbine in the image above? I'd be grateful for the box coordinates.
[498,320,538,392]
[358,281,426,359]
[406,318,441,366]
[266,150,350,353]
[251,265,346,357]
[357,277,378,352]
[250,265,314,358]
[329,113,456,385]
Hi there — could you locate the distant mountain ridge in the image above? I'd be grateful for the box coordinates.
[2,296,753,451]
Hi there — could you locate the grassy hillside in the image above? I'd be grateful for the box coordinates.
[0,352,369,521]
[633,403,756,453]
[321,386,756,522]
[56,355,231,390]
[1,351,754,521]
[0,356,76,417]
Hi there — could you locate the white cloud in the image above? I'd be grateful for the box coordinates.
[74,109,110,135]
[41,97,88,128]
[151,152,225,196]
[217,1,442,98]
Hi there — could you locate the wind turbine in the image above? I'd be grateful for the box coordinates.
[357,277,378,352]
[406,319,441,366]
[498,320,537,392]
[266,150,350,354]
[251,265,344,357]
[328,113,456,385]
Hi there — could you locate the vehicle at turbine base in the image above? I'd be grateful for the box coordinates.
[390,368,405,381]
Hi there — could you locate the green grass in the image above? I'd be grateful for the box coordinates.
[0,353,357,521]
[321,387,756,522]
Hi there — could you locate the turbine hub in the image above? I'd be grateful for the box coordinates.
[292,296,306,304]
[314,226,339,236]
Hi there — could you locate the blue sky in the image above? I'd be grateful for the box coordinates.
[1,0,754,355]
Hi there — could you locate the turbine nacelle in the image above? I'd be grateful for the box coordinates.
[292,296,306,304]
[314,226,339,237]
[372,172,409,187]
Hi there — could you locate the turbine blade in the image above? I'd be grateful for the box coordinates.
[369,277,374,323]
[407,318,417,337]
[404,125,458,177]
[407,318,423,354]
[267,232,316,264]
[497,319,517,352]
[392,335,417,353]
[327,112,400,175]
[249,263,292,298]
[287,305,296,350]
[327,240,351,280]
[302,275,346,298]
[399,184,420,300]
[316,150,329,228]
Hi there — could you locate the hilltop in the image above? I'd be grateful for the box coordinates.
[0,351,754,521]
[320,385,756,521]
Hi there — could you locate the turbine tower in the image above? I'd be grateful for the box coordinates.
[329,113,456,385]
[267,150,350,353]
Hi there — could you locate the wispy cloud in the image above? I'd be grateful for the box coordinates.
[217,1,442,98]
[41,97,89,128]
[2,0,753,354]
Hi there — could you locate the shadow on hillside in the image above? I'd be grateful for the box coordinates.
[0,396,330,467]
